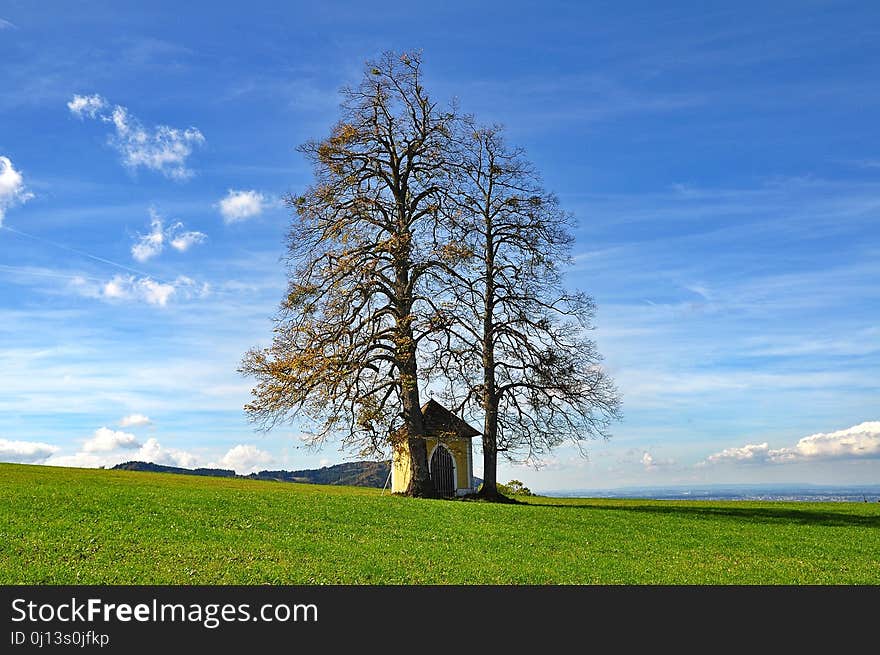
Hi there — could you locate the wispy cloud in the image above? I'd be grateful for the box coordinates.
[216,189,267,223]
[612,447,677,474]
[615,369,876,409]
[71,273,208,307]
[568,177,880,425]
[131,209,206,262]
[109,105,205,180]
[683,284,712,301]
[742,328,880,358]
[452,72,705,133]
[116,37,194,69]
[0,18,16,30]
[840,159,880,170]
[104,275,178,306]
[169,229,206,253]
[67,93,205,180]
[0,156,34,225]
[119,414,152,428]
[131,213,165,262]
[67,94,107,119]
[0,261,281,419]
[641,451,676,471]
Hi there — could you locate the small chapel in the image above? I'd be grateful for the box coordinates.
[390,399,480,496]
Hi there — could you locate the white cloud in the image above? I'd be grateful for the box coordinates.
[217,189,266,223]
[0,155,34,225]
[119,414,152,428]
[105,275,176,306]
[43,451,114,469]
[705,421,880,466]
[136,437,199,468]
[82,426,139,452]
[45,433,199,470]
[67,93,205,180]
[168,225,207,252]
[67,93,107,119]
[110,105,205,180]
[217,444,273,474]
[771,421,880,462]
[131,212,165,262]
[684,284,712,301]
[640,451,676,471]
[131,210,206,261]
[0,18,16,30]
[72,273,207,307]
[0,438,59,463]
[706,442,772,465]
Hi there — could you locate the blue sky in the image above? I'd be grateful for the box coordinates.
[1,1,878,491]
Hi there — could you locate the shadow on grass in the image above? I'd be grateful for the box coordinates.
[527,501,880,529]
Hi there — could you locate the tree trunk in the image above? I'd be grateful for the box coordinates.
[406,433,434,497]
[477,194,501,500]
[479,337,500,499]
[393,169,433,497]
[479,408,500,499]
[402,365,435,497]
[398,307,435,498]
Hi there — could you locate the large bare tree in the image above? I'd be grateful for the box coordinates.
[239,51,458,497]
[431,120,622,499]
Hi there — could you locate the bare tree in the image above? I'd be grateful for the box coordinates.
[239,51,458,497]
[430,120,622,499]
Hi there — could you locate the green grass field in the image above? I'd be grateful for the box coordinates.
[2,462,878,584]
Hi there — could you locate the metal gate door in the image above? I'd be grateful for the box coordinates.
[430,445,455,496]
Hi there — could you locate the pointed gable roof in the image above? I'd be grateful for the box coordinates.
[420,399,480,439]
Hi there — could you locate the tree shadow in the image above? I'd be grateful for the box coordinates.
[527,501,880,529]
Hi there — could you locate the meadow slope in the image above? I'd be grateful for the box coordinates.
[1,463,878,584]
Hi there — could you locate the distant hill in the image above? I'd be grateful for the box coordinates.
[113,459,391,488]
[246,460,390,487]
[113,461,237,477]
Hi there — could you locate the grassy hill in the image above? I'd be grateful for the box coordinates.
[1,462,878,584]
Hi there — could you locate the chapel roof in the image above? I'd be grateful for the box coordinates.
[400,399,480,439]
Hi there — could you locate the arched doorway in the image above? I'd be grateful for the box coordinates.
[429,444,456,496]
